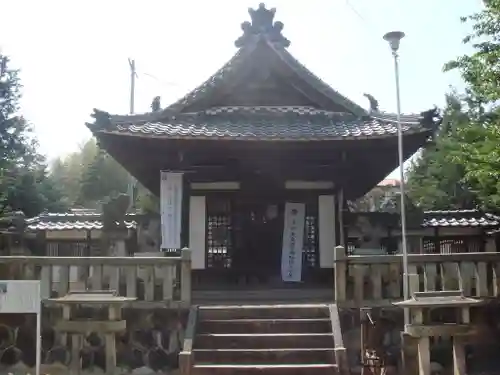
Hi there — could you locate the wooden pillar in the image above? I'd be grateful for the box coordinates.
[181,175,190,249]
[318,195,336,268]
[486,236,496,252]
[338,188,345,249]
[434,228,440,254]
[334,246,346,302]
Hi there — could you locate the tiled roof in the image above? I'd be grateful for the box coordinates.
[422,210,500,228]
[26,212,138,231]
[86,4,439,142]
[98,106,430,141]
[161,41,369,117]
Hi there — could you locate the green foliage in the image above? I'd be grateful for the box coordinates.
[101,193,130,231]
[79,148,129,204]
[0,54,66,217]
[438,1,500,209]
[50,139,130,208]
[448,109,500,209]
[50,138,157,212]
[406,94,478,210]
[444,0,500,103]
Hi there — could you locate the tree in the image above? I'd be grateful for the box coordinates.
[441,1,500,209]
[444,0,500,103]
[448,108,500,209]
[406,94,477,210]
[49,139,130,208]
[78,145,130,206]
[0,54,66,217]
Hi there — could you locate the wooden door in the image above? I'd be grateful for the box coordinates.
[233,195,284,281]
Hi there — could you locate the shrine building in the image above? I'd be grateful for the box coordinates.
[86,3,439,291]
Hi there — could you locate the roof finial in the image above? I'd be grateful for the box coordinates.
[151,96,161,112]
[363,93,379,112]
[235,3,290,48]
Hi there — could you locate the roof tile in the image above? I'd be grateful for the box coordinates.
[106,106,428,141]
[27,212,138,231]
[422,210,500,228]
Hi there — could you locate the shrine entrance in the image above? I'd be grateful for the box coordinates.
[232,196,284,284]
[195,189,323,291]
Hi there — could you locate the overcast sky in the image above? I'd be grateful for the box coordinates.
[0,0,483,178]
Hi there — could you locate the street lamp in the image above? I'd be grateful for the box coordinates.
[383,31,410,328]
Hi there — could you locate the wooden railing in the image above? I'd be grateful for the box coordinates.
[334,246,500,308]
[0,248,192,308]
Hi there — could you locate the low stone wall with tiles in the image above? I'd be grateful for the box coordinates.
[0,308,187,375]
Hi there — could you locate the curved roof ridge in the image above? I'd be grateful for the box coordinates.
[370,111,423,124]
[201,105,357,117]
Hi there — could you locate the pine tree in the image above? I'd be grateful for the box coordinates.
[0,54,66,216]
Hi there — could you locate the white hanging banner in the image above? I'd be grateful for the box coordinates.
[160,171,183,249]
[281,202,306,282]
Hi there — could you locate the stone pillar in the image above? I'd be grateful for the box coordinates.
[401,332,419,375]
[417,337,431,375]
[413,308,431,375]
[452,306,470,375]
[452,337,466,375]
[70,334,82,375]
[105,306,120,375]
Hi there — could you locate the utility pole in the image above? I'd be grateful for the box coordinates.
[128,58,137,114]
[127,59,138,210]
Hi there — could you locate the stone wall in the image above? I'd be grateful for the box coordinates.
[0,308,187,375]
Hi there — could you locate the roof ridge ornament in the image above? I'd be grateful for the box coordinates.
[235,3,290,48]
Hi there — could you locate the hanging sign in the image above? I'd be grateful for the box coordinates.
[160,171,183,249]
[281,202,306,282]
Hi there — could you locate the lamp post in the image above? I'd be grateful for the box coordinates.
[383,31,410,328]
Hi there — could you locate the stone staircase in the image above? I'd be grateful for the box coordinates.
[180,304,347,375]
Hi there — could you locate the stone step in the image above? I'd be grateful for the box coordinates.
[193,348,336,364]
[192,288,333,305]
[192,363,338,375]
[198,304,330,320]
[194,333,335,349]
[198,318,332,334]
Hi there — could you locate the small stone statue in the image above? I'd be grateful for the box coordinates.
[151,96,161,112]
[90,109,112,129]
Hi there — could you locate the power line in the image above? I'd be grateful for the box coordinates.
[345,0,369,25]
[139,71,180,88]
[344,0,380,38]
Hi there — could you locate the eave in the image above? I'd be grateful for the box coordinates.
[86,107,437,142]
